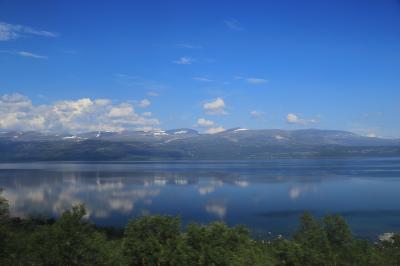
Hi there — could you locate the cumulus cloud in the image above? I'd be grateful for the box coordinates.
[0,22,57,41]
[286,114,304,125]
[138,99,151,108]
[94,99,111,106]
[205,126,225,134]
[173,57,194,65]
[224,19,244,31]
[108,103,134,117]
[203,98,227,115]
[0,93,159,133]
[246,77,268,84]
[286,113,317,125]
[197,118,214,127]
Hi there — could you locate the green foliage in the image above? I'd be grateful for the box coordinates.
[271,238,305,265]
[0,189,10,261]
[185,222,275,265]
[3,204,121,266]
[29,205,112,265]
[123,215,189,266]
[377,234,400,266]
[292,212,333,265]
[0,191,400,266]
[0,189,8,221]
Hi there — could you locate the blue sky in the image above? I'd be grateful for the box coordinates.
[0,0,399,137]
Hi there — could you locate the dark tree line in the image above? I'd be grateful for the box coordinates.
[0,192,399,265]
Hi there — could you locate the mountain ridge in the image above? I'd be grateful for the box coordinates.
[1,128,399,161]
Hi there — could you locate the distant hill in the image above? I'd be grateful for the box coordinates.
[0,128,399,161]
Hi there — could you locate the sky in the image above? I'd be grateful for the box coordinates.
[0,0,399,137]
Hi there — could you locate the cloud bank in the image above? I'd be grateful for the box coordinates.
[0,93,159,133]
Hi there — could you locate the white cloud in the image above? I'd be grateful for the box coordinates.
[173,57,194,65]
[205,126,225,134]
[224,19,244,31]
[108,103,134,117]
[0,22,57,41]
[246,77,268,84]
[0,93,159,133]
[0,50,48,59]
[0,23,17,41]
[95,99,111,106]
[142,112,152,117]
[193,77,213,82]
[203,98,227,115]
[138,99,151,108]
[17,51,47,59]
[350,127,380,138]
[286,113,317,125]
[197,118,214,127]
[286,114,305,125]
[250,110,263,118]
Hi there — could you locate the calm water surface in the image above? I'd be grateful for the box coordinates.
[1,158,400,239]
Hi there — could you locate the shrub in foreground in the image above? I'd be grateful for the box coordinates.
[0,193,399,265]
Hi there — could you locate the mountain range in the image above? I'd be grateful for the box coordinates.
[1,128,399,161]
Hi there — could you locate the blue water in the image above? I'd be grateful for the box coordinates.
[1,158,400,239]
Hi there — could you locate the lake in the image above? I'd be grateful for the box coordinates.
[1,158,400,239]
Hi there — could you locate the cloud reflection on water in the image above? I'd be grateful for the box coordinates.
[205,201,227,219]
[1,160,400,238]
[0,161,361,227]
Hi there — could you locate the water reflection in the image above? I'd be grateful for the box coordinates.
[205,201,227,219]
[288,184,318,200]
[1,159,400,239]
[2,175,162,220]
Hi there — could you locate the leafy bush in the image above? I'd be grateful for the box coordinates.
[0,193,399,265]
